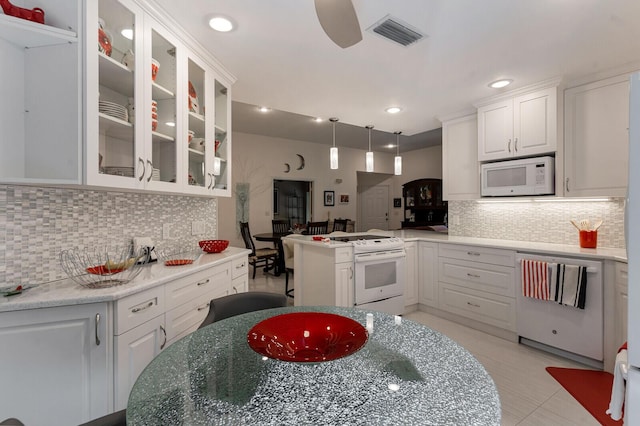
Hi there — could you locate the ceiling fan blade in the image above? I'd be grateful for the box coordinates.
[314,0,363,48]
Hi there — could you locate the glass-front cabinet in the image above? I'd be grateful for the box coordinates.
[86,0,233,196]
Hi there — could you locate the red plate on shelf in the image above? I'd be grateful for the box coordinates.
[164,259,194,266]
[86,265,125,275]
[247,312,368,363]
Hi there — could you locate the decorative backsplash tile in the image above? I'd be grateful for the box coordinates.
[0,185,217,285]
[448,199,626,249]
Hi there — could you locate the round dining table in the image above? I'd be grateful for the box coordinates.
[253,232,291,275]
[126,306,501,425]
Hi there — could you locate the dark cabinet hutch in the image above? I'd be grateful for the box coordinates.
[401,178,448,229]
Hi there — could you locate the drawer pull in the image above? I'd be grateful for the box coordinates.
[467,273,481,279]
[197,302,210,311]
[467,302,480,308]
[95,313,101,346]
[197,279,210,286]
[235,262,246,269]
[160,325,167,349]
[132,301,154,313]
[467,251,481,256]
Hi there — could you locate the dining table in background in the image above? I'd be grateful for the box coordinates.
[126,306,501,425]
[253,232,291,275]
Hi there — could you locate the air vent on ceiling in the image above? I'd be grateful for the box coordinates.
[367,15,425,47]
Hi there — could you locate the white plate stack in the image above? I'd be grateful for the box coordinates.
[152,168,161,181]
[99,100,128,122]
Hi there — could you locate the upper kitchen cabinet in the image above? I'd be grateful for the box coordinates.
[476,82,559,162]
[442,113,479,200]
[563,73,630,197]
[0,0,82,184]
[85,0,234,196]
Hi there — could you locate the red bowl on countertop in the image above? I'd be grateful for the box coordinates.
[199,239,229,253]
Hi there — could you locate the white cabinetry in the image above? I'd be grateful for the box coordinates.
[295,245,354,308]
[0,2,82,184]
[615,262,628,350]
[477,86,558,162]
[438,244,516,331]
[564,73,630,197]
[0,303,109,425]
[404,241,418,307]
[442,114,479,200]
[418,242,438,308]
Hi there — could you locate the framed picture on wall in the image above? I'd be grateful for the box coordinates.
[393,198,401,208]
[340,194,349,204]
[324,191,335,206]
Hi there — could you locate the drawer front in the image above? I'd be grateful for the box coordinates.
[231,274,248,294]
[165,263,231,311]
[165,289,216,343]
[439,244,515,267]
[231,256,248,279]
[335,247,353,263]
[115,286,165,335]
[439,283,516,331]
[438,258,515,297]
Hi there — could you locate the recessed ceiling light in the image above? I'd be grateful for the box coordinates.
[489,79,513,89]
[314,117,323,122]
[208,16,234,32]
[258,106,270,113]
[121,28,133,40]
[385,106,402,114]
[385,144,396,149]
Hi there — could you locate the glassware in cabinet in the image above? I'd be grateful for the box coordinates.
[214,79,230,191]
[187,58,207,189]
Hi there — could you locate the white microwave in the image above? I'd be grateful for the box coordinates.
[481,156,555,197]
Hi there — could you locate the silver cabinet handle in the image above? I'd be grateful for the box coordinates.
[95,313,101,346]
[508,139,511,153]
[232,286,239,294]
[350,266,353,279]
[466,251,481,256]
[146,160,153,182]
[235,262,246,269]
[514,138,518,152]
[467,302,480,308]
[467,273,481,278]
[197,302,210,311]
[160,325,167,349]
[138,157,145,181]
[196,279,210,286]
[132,300,154,313]
[566,177,570,192]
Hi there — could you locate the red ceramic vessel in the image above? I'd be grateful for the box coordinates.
[0,0,45,24]
[247,312,368,362]
[199,239,229,253]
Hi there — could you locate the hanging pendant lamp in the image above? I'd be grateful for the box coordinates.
[394,131,402,175]
[365,125,374,172]
[329,117,339,169]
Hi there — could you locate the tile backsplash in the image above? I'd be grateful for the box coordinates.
[448,198,626,249]
[0,185,217,285]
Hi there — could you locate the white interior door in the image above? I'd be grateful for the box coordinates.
[360,185,389,231]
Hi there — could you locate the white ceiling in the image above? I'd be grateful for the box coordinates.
[152,0,640,152]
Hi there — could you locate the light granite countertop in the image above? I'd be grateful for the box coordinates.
[0,247,250,313]
[286,230,628,262]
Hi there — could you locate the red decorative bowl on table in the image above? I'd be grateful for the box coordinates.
[199,239,229,253]
[247,312,368,362]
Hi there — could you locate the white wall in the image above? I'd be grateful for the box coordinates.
[217,132,443,247]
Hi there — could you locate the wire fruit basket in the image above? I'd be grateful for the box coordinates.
[156,243,201,266]
[60,246,148,289]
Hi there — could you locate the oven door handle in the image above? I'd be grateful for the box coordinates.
[354,250,405,262]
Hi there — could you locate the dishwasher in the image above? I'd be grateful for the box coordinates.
[515,253,603,367]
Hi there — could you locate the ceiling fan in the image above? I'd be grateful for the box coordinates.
[314,0,362,48]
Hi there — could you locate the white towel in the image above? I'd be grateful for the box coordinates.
[606,348,628,421]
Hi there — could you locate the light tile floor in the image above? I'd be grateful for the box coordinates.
[249,272,603,426]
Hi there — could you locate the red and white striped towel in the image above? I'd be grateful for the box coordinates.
[521,259,550,300]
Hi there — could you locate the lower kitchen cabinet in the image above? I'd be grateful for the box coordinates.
[0,303,109,425]
[404,241,418,307]
[418,242,438,308]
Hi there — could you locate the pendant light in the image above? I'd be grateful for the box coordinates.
[365,125,374,172]
[329,117,339,169]
[394,131,402,175]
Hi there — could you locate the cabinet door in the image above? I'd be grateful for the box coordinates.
[442,114,479,200]
[335,261,354,307]
[114,315,165,410]
[478,99,513,161]
[0,303,109,425]
[615,262,628,349]
[418,242,438,307]
[232,274,249,294]
[404,242,418,307]
[564,74,630,197]
[213,78,232,195]
[513,87,557,157]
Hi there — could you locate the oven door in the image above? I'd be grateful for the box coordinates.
[354,249,405,305]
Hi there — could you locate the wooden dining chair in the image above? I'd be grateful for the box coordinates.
[272,219,290,234]
[239,222,279,278]
[332,219,349,232]
[305,221,329,235]
[198,291,288,328]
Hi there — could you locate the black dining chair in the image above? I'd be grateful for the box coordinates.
[332,219,349,232]
[239,222,279,278]
[198,291,288,328]
[272,219,290,234]
[77,409,126,426]
[305,221,329,235]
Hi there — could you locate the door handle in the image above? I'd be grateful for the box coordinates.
[508,139,511,153]
[95,313,101,346]
[160,325,167,349]
[566,178,570,192]
[146,160,153,182]
[138,157,145,181]
[514,138,518,152]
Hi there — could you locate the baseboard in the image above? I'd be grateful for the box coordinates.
[519,337,604,370]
